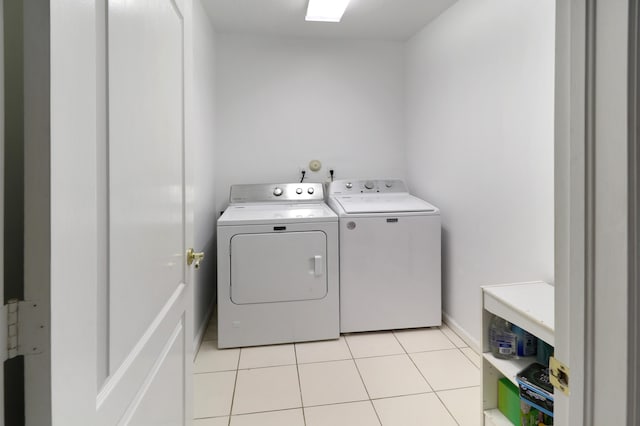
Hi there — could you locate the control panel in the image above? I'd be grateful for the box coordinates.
[327,179,408,195]
[229,183,325,203]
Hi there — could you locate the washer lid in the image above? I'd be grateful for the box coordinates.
[335,193,438,214]
[218,203,338,225]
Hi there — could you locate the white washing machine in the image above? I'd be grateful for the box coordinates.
[217,183,339,348]
[327,179,441,333]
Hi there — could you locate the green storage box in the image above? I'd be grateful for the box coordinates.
[498,377,520,425]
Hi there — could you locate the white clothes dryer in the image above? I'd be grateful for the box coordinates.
[217,183,339,348]
[327,179,441,333]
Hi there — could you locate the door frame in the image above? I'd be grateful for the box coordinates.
[555,0,633,424]
[553,0,587,423]
[0,0,5,423]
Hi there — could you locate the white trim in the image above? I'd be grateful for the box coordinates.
[442,311,479,353]
[591,1,630,424]
[554,0,588,423]
[193,298,216,356]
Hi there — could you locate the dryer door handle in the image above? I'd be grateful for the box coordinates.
[313,255,324,277]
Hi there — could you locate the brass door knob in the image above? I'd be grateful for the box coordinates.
[187,248,205,269]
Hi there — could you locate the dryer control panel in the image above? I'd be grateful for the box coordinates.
[230,183,325,203]
[327,179,408,195]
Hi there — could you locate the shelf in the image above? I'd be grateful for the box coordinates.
[482,281,554,345]
[484,409,515,426]
[483,352,535,386]
[481,281,554,425]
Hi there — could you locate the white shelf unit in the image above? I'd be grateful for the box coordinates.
[481,281,554,425]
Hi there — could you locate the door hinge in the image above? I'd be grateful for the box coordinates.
[549,356,570,395]
[6,298,45,359]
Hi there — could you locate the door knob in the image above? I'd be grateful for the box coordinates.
[187,248,205,269]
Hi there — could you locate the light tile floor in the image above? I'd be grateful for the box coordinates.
[193,317,481,426]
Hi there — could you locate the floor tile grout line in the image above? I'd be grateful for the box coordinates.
[227,407,304,419]
[194,369,238,375]
[432,388,462,426]
[406,348,438,396]
[451,346,482,371]
[408,347,473,356]
[440,324,467,348]
[407,347,481,390]
[360,346,434,401]
[343,335,384,426]
[297,356,353,365]
[200,348,462,373]
[293,343,308,426]
[459,350,482,370]
[361,384,480,403]
[367,399,383,426]
[393,327,461,354]
[195,325,478,425]
[301,397,379,409]
[391,329,410,355]
[405,343,470,426]
[225,341,242,425]
[435,384,482,393]
[367,391,435,403]
[237,361,298,370]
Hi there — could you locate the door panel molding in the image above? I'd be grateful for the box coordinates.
[97,283,186,413]
[96,0,110,387]
[118,317,185,425]
[125,321,186,425]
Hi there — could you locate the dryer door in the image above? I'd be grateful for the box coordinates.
[230,231,328,304]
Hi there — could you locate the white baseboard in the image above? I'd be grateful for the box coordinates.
[193,299,216,358]
[442,311,480,353]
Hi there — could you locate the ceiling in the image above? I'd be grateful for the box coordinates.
[201,0,458,41]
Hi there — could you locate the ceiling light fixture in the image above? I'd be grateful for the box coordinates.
[305,0,351,22]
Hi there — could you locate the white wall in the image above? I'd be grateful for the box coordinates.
[214,34,406,212]
[189,0,217,346]
[405,0,555,346]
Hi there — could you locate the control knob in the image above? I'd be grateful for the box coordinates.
[273,187,283,196]
[346,182,353,189]
[307,187,315,194]
[364,181,375,190]
[296,188,303,194]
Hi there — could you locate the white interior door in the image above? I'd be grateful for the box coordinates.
[50,0,193,424]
